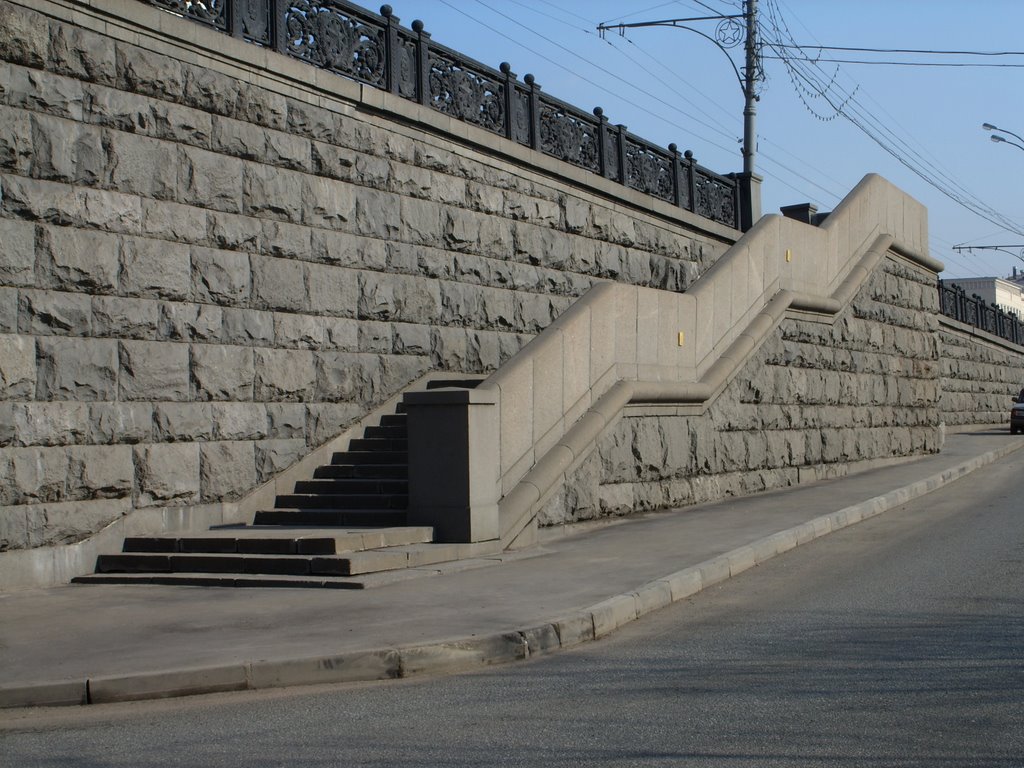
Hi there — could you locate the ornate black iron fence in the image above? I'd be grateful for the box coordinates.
[938,280,1024,346]
[141,0,740,229]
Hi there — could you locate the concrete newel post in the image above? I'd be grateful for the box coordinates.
[402,388,500,543]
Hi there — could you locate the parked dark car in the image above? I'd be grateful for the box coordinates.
[1012,396,1024,435]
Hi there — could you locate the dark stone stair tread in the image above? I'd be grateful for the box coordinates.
[313,464,407,479]
[291,479,407,494]
[73,573,368,589]
[123,526,433,555]
[330,451,407,465]
[348,438,408,451]
[273,494,407,509]
[253,509,406,526]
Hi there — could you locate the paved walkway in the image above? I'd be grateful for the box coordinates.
[1,429,1021,709]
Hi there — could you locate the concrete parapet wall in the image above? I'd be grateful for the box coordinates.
[419,174,940,545]
[0,0,731,570]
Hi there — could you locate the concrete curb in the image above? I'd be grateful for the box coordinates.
[3,440,1022,710]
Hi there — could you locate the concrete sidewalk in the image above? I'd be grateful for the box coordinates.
[1,429,1021,710]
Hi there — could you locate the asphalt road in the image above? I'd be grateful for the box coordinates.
[3,449,1023,767]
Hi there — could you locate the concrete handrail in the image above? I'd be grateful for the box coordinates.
[405,174,942,547]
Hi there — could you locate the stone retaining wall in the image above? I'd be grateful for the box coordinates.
[539,255,944,524]
[938,320,1024,427]
[0,0,734,553]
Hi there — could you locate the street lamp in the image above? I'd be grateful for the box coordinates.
[983,122,1024,152]
[991,134,1024,153]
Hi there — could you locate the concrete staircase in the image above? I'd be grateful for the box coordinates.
[74,380,500,589]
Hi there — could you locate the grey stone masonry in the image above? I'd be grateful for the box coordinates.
[0,0,731,553]
[538,256,946,525]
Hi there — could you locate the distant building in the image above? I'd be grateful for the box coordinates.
[946,269,1024,318]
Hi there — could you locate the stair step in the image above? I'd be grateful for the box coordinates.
[253,509,406,526]
[73,573,369,589]
[313,464,407,479]
[292,478,407,495]
[363,424,407,439]
[122,526,433,556]
[331,450,406,465]
[273,493,407,510]
[378,414,406,427]
[425,378,483,390]
[334,542,483,575]
[348,437,408,452]
[96,552,349,577]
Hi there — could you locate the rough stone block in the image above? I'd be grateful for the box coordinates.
[305,403,361,446]
[0,175,83,227]
[182,64,240,116]
[0,333,36,399]
[221,307,273,346]
[120,236,191,300]
[7,67,84,121]
[105,131,178,199]
[158,303,222,342]
[67,445,133,500]
[37,225,119,293]
[323,317,358,350]
[135,443,200,506]
[399,197,442,245]
[118,340,189,401]
[0,504,29,550]
[274,313,323,349]
[260,220,311,260]
[49,21,117,85]
[141,198,207,244]
[251,254,306,312]
[265,129,310,171]
[7,446,68,504]
[254,348,316,401]
[11,401,88,446]
[310,140,356,180]
[153,403,213,442]
[0,3,48,67]
[210,403,267,441]
[255,438,306,482]
[0,106,32,174]
[358,272,441,323]
[89,403,153,444]
[211,115,266,160]
[191,246,250,305]
[234,82,288,131]
[191,344,254,401]
[178,146,242,212]
[307,263,358,317]
[0,217,35,287]
[266,403,306,439]
[79,188,143,234]
[92,295,160,340]
[242,161,302,222]
[303,174,355,229]
[36,337,117,401]
[200,441,257,502]
[208,211,260,252]
[116,43,183,100]
[30,113,104,185]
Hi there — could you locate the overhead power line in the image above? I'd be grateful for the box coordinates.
[769,44,1024,57]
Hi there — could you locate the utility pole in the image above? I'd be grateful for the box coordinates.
[742,0,758,176]
[598,0,763,229]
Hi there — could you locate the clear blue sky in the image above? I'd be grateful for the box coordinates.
[382,0,1024,280]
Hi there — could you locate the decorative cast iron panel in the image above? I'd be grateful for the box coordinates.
[283,1,387,87]
[395,32,418,99]
[694,170,736,227]
[625,140,673,203]
[512,88,531,145]
[236,0,271,45]
[151,0,228,30]
[427,51,504,132]
[539,104,599,173]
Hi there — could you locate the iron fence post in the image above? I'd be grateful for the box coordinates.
[615,124,627,185]
[500,63,516,142]
[524,74,541,152]
[595,107,612,179]
[668,143,682,209]
[413,20,431,108]
[382,5,402,96]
